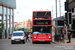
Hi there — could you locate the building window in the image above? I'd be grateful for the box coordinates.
[0,6,2,14]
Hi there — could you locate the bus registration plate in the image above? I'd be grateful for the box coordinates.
[40,40,44,41]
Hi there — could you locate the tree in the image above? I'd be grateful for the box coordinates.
[0,20,4,33]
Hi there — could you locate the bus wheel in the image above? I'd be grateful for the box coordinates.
[49,42,51,44]
[32,42,35,44]
[47,42,51,44]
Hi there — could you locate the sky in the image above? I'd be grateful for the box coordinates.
[14,0,66,22]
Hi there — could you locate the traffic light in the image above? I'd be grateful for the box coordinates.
[72,24,75,30]
[64,13,68,25]
[72,8,74,13]
[65,2,68,11]
[68,13,72,24]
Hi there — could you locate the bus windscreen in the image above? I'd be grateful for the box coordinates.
[33,26,52,33]
[34,12,50,16]
[33,12,51,19]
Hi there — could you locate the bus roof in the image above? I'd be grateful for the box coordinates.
[33,10,51,12]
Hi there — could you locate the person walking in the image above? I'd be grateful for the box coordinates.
[25,33,30,42]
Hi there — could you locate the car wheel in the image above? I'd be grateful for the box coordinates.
[11,41,14,44]
[23,41,25,44]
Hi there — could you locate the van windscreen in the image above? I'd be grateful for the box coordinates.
[13,33,23,36]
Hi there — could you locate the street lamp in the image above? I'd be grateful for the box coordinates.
[14,12,19,15]
[59,0,61,17]
[55,0,58,35]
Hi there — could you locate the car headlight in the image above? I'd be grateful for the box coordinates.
[11,37,14,40]
[22,37,25,39]
[34,37,36,39]
[49,36,50,38]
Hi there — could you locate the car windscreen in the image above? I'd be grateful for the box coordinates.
[13,32,23,36]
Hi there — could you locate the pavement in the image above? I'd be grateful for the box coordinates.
[54,38,75,46]
[64,38,75,46]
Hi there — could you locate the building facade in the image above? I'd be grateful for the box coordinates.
[65,0,75,38]
[0,0,16,39]
[66,0,75,9]
[18,22,24,28]
[4,22,18,29]
[18,19,32,30]
[27,19,32,30]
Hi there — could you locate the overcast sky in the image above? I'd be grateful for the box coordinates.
[14,0,66,22]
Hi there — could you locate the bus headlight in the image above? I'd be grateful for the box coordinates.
[49,36,50,38]
[34,37,36,39]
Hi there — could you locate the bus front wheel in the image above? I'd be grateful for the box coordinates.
[32,42,35,44]
[47,42,51,44]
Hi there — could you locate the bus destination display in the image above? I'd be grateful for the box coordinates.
[34,20,51,25]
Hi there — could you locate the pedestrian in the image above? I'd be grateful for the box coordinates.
[25,33,30,42]
[67,32,72,43]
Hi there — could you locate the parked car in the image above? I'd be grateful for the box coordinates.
[11,31,25,44]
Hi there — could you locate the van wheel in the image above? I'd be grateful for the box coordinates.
[23,41,25,44]
[11,41,14,44]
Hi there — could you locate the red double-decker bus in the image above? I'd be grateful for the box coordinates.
[32,11,52,44]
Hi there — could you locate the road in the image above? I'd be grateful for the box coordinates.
[0,39,75,50]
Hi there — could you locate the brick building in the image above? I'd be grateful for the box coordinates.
[27,19,32,30]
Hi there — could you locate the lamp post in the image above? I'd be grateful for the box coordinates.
[14,12,19,15]
[55,0,58,35]
[59,0,61,17]
[13,12,19,31]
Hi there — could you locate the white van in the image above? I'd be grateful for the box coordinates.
[11,31,25,44]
